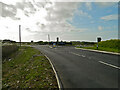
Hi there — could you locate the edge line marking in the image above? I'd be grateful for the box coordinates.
[45,55,63,89]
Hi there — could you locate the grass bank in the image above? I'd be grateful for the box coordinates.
[76,39,120,53]
[2,45,19,60]
[2,46,58,88]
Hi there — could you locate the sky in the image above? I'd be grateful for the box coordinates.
[0,0,119,42]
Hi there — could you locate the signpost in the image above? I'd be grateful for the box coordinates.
[97,37,101,49]
[97,37,101,42]
[48,34,50,45]
[19,25,21,46]
[57,37,59,47]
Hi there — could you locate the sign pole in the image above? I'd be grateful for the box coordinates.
[48,34,50,45]
[19,25,21,46]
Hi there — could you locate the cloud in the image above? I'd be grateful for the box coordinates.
[0,2,17,19]
[98,26,103,31]
[45,2,79,21]
[0,1,49,19]
[95,2,117,8]
[74,9,92,19]
[0,1,87,41]
[85,2,92,10]
[0,0,19,5]
[100,14,118,21]
[42,2,83,33]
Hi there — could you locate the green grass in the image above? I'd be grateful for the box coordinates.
[76,39,120,53]
[77,46,119,53]
[2,46,58,88]
[98,39,120,49]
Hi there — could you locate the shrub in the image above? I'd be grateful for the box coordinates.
[98,39,120,49]
[2,45,19,60]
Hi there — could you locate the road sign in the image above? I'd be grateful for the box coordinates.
[97,37,101,42]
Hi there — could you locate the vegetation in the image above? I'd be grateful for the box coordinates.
[77,39,120,53]
[72,41,96,46]
[98,39,120,50]
[2,39,16,44]
[2,46,58,89]
[2,45,19,60]
[35,41,48,45]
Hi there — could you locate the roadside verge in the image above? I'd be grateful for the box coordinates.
[32,45,63,89]
[44,54,63,89]
[75,47,120,55]
[2,46,58,88]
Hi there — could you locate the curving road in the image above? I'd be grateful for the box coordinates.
[33,45,119,88]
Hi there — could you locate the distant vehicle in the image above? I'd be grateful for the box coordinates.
[58,42,65,45]
[53,43,56,48]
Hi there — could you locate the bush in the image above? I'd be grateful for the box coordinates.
[2,45,19,60]
[98,39,120,49]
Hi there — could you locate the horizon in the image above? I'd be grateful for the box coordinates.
[1,38,119,43]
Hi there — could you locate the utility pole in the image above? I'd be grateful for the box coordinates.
[57,37,59,46]
[48,34,50,45]
[19,25,21,46]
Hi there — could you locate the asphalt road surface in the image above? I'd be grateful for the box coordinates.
[33,45,119,88]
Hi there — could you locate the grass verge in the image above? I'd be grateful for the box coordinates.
[2,46,58,88]
[76,46,119,53]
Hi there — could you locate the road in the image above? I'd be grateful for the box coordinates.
[33,45,119,88]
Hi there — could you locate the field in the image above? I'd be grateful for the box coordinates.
[2,46,58,88]
[77,39,120,53]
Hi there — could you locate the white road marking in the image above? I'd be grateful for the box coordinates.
[70,52,120,69]
[82,55,85,57]
[70,52,86,57]
[49,46,53,48]
[45,55,62,89]
[99,61,120,69]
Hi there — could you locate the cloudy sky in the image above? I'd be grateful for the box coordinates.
[0,0,119,42]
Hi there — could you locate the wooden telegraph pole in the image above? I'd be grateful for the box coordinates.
[19,25,21,46]
[48,34,50,45]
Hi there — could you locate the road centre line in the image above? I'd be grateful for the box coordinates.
[70,52,120,70]
[69,52,86,57]
[99,61,120,70]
